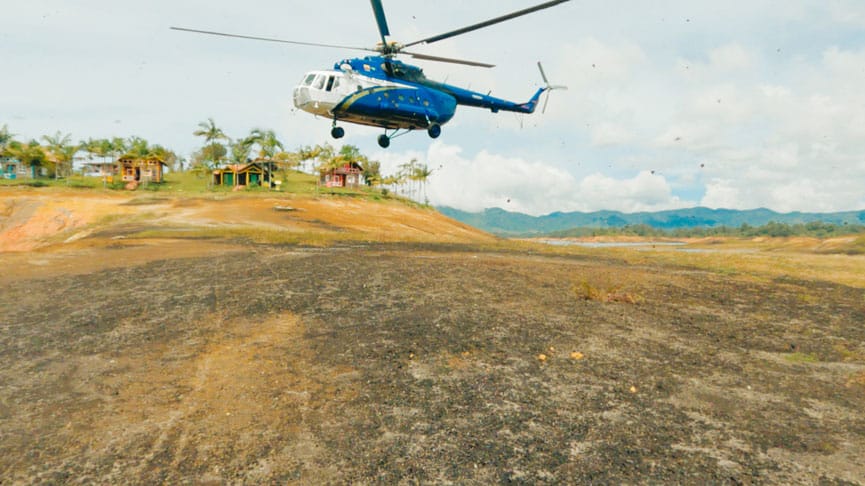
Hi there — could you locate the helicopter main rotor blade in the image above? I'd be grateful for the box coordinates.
[369,0,391,47]
[402,0,571,49]
[170,27,378,53]
[403,51,495,68]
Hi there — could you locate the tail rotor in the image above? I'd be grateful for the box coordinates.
[537,62,567,114]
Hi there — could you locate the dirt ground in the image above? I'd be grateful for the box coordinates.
[1,189,864,483]
[1,239,863,484]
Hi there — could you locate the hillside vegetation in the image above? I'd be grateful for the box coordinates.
[440,206,865,237]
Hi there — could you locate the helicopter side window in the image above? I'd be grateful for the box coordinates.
[313,75,325,90]
[331,77,341,91]
[325,76,335,92]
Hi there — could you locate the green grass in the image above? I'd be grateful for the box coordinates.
[0,175,102,189]
[1,171,424,210]
[785,352,820,364]
[128,225,369,246]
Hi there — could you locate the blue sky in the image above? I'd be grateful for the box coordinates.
[3,0,865,215]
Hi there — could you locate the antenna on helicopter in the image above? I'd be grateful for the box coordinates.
[537,62,568,114]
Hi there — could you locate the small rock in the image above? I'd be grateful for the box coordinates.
[629,386,637,394]
[537,354,547,362]
[570,352,584,360]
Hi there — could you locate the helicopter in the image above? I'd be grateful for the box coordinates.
[171,0,569,148]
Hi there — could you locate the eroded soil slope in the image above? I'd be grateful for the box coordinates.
[0,188,493,252]
[2,241,864,483]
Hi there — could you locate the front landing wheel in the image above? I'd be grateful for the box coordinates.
[331,126,345,139]
[377,134,391,148]
[427,123,442,139]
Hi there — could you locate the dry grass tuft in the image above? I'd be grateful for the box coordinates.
[834,343,865,363]
[845,371,865,389]
[572,280,643,304]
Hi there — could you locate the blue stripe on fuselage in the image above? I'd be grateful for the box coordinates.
[333,84,457,129]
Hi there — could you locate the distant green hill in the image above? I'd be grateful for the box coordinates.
[437,206,865,236]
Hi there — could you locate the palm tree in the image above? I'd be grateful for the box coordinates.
[398,158,420,199]
[109,137,128,161]
[41,131,77,179]
[413,163,434,203]
[298,143,335,174]
[363,159,382,187]
[123,136,149,158]
[193,118,229,169]
[248,128,284,161]
[0,125,14,155]
[230,136,255,164]
[271,150,301,173]
[6,140,47,178]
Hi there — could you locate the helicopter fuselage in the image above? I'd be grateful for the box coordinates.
[293,56,545,132]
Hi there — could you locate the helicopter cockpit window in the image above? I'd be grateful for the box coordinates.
[313,75,325,90]
[302,74,316,86]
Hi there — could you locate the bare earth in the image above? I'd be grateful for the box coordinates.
[1,189,864,484]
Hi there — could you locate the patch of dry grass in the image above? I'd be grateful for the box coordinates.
[834,343,865,363]
[571,279,643,304]
[846,371,865,389]
[129,226,363,247]
[572,242,865,290]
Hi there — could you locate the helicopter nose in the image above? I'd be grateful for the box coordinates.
[293,85,310,109]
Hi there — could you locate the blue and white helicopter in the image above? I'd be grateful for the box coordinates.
[172,0,569,148]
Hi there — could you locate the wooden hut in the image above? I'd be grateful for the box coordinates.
[320,162,364,188]
[117,157,167,183]
[212,162,273,188]
[1,157,26,179]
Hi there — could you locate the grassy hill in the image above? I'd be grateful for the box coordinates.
[0,174,494,252]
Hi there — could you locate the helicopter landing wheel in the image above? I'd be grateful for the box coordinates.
[377,134,391,148]
[427,123,441,139]
[331,126,345,139]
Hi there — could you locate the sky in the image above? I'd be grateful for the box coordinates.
[3,0,865,215]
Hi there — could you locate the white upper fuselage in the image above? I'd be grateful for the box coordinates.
[292,69,407,118]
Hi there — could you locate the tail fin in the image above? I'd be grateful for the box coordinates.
[519,88,547,113]
[537,61,567,114]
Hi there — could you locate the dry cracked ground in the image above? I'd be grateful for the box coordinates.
[2,238,865,484]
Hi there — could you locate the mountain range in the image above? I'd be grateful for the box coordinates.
[437,206,865,236]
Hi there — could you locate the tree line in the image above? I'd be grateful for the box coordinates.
[1,121,436,202]
[0,124,178,178]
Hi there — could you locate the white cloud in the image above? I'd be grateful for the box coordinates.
[423,143,577,215]
[708,44,755,72]
[590,122,635,147]
[577,171,690,212]
[375,143,691,215]
[701,179,743,209]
